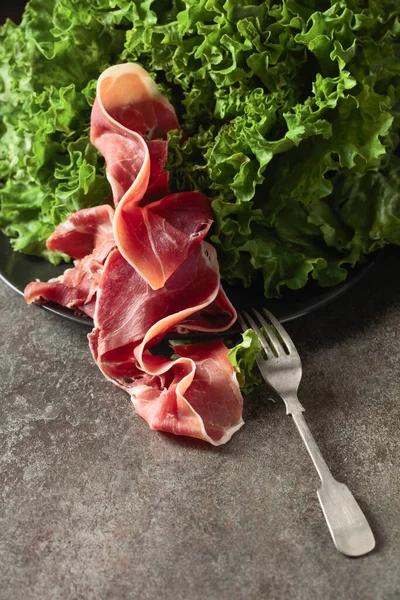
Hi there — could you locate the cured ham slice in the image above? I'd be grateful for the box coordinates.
[46,204,115,259]
[24,63,244,445]
[91,243,233,358]
[130,340,243,445]
[89,246,241,444]
[90,63,209,291]
[24,260,98,319]
[25,205,115,318]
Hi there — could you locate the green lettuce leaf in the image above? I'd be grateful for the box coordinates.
[228,329,262,395]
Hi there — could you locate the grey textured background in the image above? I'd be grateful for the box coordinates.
[1,249,399,600]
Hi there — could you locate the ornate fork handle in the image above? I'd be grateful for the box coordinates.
[285,394,375,557]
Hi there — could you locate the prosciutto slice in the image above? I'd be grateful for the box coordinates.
[91,63,211,291]
[24,63,244,445]
[24,205,115,318]
[89,245,242,444]
[46,204,115,260]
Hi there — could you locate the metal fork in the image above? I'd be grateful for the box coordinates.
[240,308,375,557]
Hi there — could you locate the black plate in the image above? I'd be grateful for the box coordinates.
[0,231,380,332]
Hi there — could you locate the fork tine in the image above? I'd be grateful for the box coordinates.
[237,313,248,333]
[242,311,273,359]
[262,308,297,355]
[252,309,283,357]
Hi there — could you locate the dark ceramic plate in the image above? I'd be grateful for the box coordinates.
[0,231,380,334]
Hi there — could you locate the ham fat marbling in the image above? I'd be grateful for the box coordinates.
[24,63,244,445]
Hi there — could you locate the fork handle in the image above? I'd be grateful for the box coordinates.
[290,409,335,483]
[290,407,375,556]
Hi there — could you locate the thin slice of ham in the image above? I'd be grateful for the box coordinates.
[24,62,244,445]
[46,204,115,260]
[89,245,241,444]
[91,63,211,291]
[91,243,233,358]
[132,340,244,445]
[24,205,115,318]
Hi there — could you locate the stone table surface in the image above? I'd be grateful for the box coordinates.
[0,248,399,600]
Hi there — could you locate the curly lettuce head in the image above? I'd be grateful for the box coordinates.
[0,0,399,293]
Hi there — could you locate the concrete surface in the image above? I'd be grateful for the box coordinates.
[0,248,399,600]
